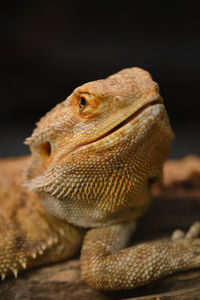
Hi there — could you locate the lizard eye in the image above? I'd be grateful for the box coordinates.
[79,97,88,109]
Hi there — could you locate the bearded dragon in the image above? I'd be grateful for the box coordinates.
[1,67,200,290]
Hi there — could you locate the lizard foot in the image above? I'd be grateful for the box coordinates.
[172,221,200,240]
[82,222,200,290]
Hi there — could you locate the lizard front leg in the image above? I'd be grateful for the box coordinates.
[0,201,85,280]
[0,157,85,279]
[81,221,200,290]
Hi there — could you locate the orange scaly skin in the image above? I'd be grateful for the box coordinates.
[1,67,200,290]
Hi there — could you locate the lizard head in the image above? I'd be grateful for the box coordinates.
[25,67,173,227]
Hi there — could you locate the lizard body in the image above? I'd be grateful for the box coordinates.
[1,67,200,290]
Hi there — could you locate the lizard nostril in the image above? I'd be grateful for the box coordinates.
[40,141,51,158]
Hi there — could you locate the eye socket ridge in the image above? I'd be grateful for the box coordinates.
[79,96,88,109]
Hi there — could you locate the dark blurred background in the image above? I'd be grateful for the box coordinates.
[0,1,199,158]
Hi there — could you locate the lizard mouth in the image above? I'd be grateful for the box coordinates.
[67,98,163,155]
[102,99,162,138]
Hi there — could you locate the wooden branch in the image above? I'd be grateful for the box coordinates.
[1,155,200,300]
[152,155,200,198]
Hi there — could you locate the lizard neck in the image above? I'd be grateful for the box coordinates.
[37,112,171,228]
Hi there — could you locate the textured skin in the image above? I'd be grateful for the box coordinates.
[82,222,200,290]
[1,67,200,290]
[0,157,84,279]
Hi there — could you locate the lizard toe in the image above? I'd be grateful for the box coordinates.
[185,221,200,239]
[172,221,200,241]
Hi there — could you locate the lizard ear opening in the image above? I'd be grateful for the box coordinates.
[40,141,51,158]
[25,141,52,187]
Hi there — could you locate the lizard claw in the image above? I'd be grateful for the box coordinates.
[185,222,200,239]
[172,221,200,240]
